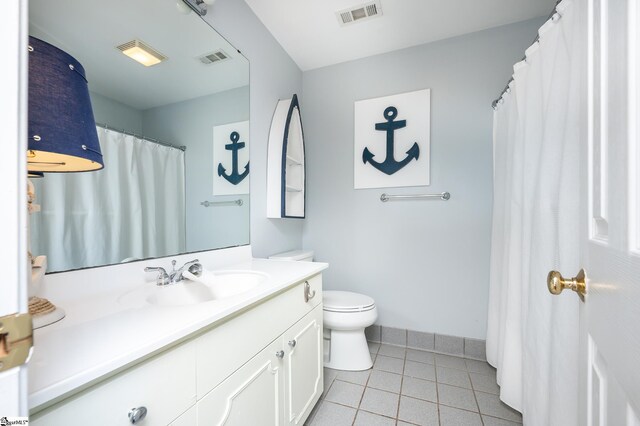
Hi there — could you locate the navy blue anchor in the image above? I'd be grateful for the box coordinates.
[362,106,420,175]
[217,131,249,185]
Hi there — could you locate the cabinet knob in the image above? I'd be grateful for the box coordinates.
[276,350,285,359]
[288,339,297,348]
[128,406,147,424]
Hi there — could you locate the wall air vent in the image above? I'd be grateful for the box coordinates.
[336,1,382,26]
[198,49,230,65]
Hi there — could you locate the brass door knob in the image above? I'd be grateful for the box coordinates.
[547,269,586,300]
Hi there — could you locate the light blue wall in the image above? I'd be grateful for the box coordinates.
[143,86,250,252]
[301,18,544,339]
[90,91,143,134]
[206,0,304,259]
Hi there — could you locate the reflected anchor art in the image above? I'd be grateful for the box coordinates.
[362,106,420,175]
[218,131,250,185]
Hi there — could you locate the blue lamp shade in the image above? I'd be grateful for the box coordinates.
[28,36,103,172]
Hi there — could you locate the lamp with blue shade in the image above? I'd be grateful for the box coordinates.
[27,36,103,173]
[27,36,104,328]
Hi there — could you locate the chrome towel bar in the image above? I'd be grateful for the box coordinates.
[201,199,243,207]
[380,192,450,202]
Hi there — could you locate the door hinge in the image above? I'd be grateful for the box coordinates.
[0,313,33,372]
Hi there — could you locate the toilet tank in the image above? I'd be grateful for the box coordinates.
[269,249,314,262]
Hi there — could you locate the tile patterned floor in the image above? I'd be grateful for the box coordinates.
[305,342,522,426]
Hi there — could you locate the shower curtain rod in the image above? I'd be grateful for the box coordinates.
[491,0,563,109]
[95,122,187,152]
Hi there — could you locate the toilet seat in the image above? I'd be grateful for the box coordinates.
[323,291,375,313]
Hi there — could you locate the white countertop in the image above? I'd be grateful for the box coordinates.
[28,247,327,410]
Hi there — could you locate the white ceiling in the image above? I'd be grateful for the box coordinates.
[29,0,248,110]
[244,0,555,71]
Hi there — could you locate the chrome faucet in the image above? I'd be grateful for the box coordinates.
[144,259,203,286]
[170,259,203,282]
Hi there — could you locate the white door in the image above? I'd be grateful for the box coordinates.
[0,0,30,418]
[574,0,640,423]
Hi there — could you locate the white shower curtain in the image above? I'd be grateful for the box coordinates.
[31,127,186,271]
[486,0,585,425]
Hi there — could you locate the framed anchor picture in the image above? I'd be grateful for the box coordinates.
[353,89,430,189]
[213,120,250,195]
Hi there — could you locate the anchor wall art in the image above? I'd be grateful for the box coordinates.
[212,120,250,196]
[353,89,430,189]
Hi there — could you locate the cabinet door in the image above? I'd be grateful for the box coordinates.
[284,306,323,425]
[197,339,284,426]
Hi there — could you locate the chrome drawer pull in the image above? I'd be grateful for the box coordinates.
[288,339,297,348]
[276,350,285,359]
[128,406,147,424]
[304,281,316,303]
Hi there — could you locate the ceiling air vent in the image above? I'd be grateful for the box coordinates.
[336,1,382,26]
[198,49,230,65]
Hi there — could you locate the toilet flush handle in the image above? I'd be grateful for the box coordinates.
[304,281,316,303]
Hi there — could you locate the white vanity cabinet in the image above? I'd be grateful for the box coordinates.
[30,273,323,426]
[197,305,323,426]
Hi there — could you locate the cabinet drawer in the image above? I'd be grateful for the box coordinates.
[31,341,196,426]
[196,274,322,397]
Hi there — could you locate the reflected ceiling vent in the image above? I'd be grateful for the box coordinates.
[198,49,230,65]
[336,1,382,26]
[116,40,166,67]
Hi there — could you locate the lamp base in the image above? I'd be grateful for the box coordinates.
[29,297,65,329]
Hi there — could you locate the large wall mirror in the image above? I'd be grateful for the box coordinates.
[28,0,250,273]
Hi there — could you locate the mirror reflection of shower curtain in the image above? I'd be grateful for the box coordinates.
[30,127,186,272]
[487,0,584,424]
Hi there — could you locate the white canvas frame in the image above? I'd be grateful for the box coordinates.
[354,89,431,189]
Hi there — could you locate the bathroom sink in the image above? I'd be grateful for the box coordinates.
[118,281,216,308]
[184,270,269,299]
[146,281,216,307]
[118,270,269,308]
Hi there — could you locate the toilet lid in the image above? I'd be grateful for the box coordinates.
[323,291,375,313]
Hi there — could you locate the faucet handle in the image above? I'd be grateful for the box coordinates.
[144,266,170,286]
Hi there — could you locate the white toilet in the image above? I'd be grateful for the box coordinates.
[269,249,378,371]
